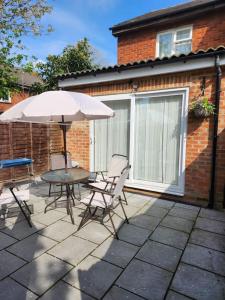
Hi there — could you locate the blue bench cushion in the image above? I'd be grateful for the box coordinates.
[0,158,32,169]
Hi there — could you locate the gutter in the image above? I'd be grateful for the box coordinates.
[208,55,222,208]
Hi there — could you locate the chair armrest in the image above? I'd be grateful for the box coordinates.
[86,185,114,196]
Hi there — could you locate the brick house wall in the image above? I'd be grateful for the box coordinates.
[0,91,30,113]
[117,10,225,64]
[67,67,225,208]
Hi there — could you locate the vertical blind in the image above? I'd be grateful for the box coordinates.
[94,100,130,171]
[134,95,182,185]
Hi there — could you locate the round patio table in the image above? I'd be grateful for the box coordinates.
[41,168,90,224]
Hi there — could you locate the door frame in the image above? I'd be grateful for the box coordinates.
[90,87,189,196]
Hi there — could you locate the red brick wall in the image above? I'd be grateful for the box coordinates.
[69,68,225,208]
[118,10,225,64]
[0,91,30,112]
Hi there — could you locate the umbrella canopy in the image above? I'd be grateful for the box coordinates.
[0,91,114,122]
[0,91,114,169]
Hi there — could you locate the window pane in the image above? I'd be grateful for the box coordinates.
[176,28,191,41]
[159,32,173,58]
[175,42,192,55]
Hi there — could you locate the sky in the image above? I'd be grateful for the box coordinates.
[23,0,190,66]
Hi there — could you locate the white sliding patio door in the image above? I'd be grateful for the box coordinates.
[133,95,182,187]
[92,89,187,195]
[93,100,130,171]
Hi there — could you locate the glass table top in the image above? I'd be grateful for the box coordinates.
[41,168,90,184]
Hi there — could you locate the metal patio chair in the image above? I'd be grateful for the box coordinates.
[89,154,129,204]
[78,165,131,239]
[48,152,80,200]
[0,183,32,227]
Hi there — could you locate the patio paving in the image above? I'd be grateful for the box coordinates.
[0,181,225,299]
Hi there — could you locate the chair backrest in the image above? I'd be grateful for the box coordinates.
[107,154,128,178]
[50,153,72,170]
[113,165,131,199]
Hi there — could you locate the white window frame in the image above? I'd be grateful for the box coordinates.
[156,25,193,58]
[90,87,189,196]
[0,92,11,103]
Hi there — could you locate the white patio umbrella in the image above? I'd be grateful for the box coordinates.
[0,90,114,169]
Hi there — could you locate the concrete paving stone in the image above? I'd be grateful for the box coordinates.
[195,217,225,235]
[136,240,182,272]
[32,210,65,226]
[0,277,37,300]
[171,263,225,300]
[62,207,88,225]
[1,220,45,240]
[0,217,13,229]
[0,250,26,280]
[116,258,172,300]
[38,220,78,242]
[190,229,225,252]
[182,243,225,276]
[103,286,144,300]
[118,223,151,246]
[166,291,192,300]
[126,196,150,208]
[75,221,111,244]
[7,233,57,262]
[115,204,141,219]
[103,212,124,230]
[152,199,175,209]
[48,235,96,266]
[11,253,73,296]
[199,208,225,222]
[129,214,161,230]
[150,226,189,250]
[161,215,194,233]
[174,203,200,212]
[92,237,139,268]
[0,231,17,249]
[39,280,94,300]
[139,205,169,218]
[64,255,122,299]
[169,207,198,221]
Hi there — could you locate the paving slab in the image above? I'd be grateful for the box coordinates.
[116,258,172,300]
[39,280,94,300]
[169,207,198,221]
[174,203,200,212]
[150,226,189,250]
[0,277,37,300]
[103,286,144,300]
[136,240,182,272]
[171,263,225,300]
[139,205,169,218]
[11,253,73,296]
[115,204,141,219]
[0,231,17,250]
[92,237,138,268]
[161,215,194,233]
[129,214,161,231]
[199,208,225,222]
[118,223,150,246]
[0,250,26,280]
[1,220,45,240]
[0,218,13,229]
[195,217,225,235]
[152,199,175,209]
[64,255,122,299]
[38,220,78,242]
[7,233,57,262]
[190,229,225,252]
[62,208,89,225]
[182,243,225,276]
[48,235,96,266]
[32,210,65,226]
[126,196,150,208]
[75,221,111,244]
[166,290,192,300]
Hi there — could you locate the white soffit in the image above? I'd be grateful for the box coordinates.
[58,55,225,88]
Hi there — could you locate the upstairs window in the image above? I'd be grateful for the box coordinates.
[157,26,192,58]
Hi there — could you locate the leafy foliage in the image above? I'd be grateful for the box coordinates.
[0,0,52,97]
[189,97,215,117]
[31,38,99,93]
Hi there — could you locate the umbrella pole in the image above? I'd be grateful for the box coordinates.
[61,115,68,171]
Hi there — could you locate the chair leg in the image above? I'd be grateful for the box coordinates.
[10,189,32,227]
[49,184,52,197]
[119,196,129,224]
[23,201,32,214]
[108,209,118,239]
[78,206,90,230]
[122,189,128,205]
